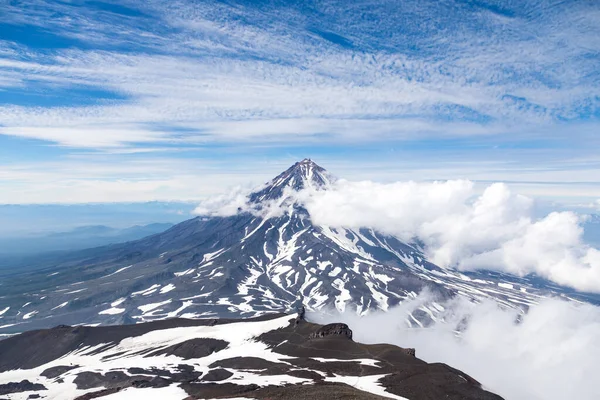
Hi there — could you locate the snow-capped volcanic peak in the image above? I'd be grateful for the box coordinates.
[1,159,598,338]
[249,158,334,203]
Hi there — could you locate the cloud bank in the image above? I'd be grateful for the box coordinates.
[195,179,600,293]
[309,293,600,400]
[304,180,600,293]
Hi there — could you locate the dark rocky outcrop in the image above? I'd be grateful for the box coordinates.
[181,382,260,398]
[144,337,228,359]
[209,356,287,371]
[130,377,171,388]
[127,364,201,383]
[402,347,416,357]
[201,368,234,382]
[73,371,132,390]
[309,323,353,340]
[73,388,122,400]
[0,380,46,396]
[41,365,79,379]
[243,382,395,399]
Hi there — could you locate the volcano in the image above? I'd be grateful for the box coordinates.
[0,159,596,336]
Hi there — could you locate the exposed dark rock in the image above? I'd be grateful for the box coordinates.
[73,371,131,390]
[286,369,324,381]
[125,365,201,383]
[201,368,233,382]
[208,357,287,371]
[101,351,128,361]
[173,364,203,382]
[41,365,79,379]
[287,357,371,376]
[379,363,499,400]
[144,338,228,359]
[181,382,260,398]
[309,323,353,340]
[248,381,393,399]
[298,305,306,320]
[131,377,171,388]
[73,371,177,393]
[295,304,306,326]
[0,380,46,396]
[403,347,416,357]
[73,388,122,400]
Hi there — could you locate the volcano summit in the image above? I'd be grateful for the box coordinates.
[0,160,595,336]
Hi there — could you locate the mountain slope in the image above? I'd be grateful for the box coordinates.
[0,313,503,400]
[0,159,598,336]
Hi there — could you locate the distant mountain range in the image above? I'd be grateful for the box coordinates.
[1,159,598,337]
[0,202,194,238]
[0,223,174,256]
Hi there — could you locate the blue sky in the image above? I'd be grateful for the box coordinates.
[0,0,599,209]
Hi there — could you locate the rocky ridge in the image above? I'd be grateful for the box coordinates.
[0,312,502,400]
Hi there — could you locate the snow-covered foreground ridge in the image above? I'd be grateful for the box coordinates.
[0,313,502,400]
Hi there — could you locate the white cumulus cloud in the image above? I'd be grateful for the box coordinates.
[301,180,600,293]
[309,293,600,400]
[196,178,600,292]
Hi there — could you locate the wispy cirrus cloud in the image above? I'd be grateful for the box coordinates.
[1,0,598,148]
[0,0,598,204]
